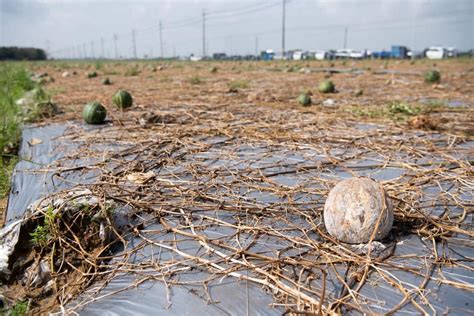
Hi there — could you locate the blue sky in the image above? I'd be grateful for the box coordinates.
[1,0,473,58]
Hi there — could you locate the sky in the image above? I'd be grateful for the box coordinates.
[1,0,473,59]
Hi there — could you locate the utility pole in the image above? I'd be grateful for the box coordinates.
[113,34,118,59]
[281,0,286,59]
[255,36,259,56]
[343,26,348,49]
[202,10,206,57]
[78,45,82,59]
[132,29,137,59]
[83,43,87,59]
[100,37,105,58]
[159,20,164,58]
[91,41,95,59]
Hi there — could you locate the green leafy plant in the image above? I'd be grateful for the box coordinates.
[30,206,59,247]
[30,224,49,247]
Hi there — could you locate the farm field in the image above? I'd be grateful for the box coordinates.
[1,58,473,314]
[34,59,474,131]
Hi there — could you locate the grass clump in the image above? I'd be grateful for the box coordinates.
[0,156,18,197]
[387,101,420,115]
[124,64,140,76]
[189,75,205,85]
[228,79,249,90]
[0,64,36,153]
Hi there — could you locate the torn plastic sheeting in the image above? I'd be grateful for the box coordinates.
[0,188,109,279]
[0,220,22,276]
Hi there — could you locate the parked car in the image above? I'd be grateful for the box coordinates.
[349,50,366,59]
[334,49,351,59]
[190,55,203,61]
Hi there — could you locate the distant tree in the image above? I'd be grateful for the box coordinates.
[0,47,47,60]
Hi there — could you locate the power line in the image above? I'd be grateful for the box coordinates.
[132,29,137,59]
[92,41,96,59]
[113,34,118,59]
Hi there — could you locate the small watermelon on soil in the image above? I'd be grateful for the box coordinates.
[83,102,107,124]
[112,90,133,109]
[103,78,112,85]
[318,80,335,93]
[424,70,440,83]
[298,93,311,106]
[87,71,98,78]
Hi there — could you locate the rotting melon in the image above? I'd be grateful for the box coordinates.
[83,102,107,124]
[318,80,335,93]
[112,90,133,109]
[298,93,311,106]
[424,70,440,83]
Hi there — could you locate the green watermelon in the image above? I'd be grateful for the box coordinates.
[83,102,107,124]
[112,90,133,109]
[318,80,335,93]
[102,78,111,85]
[298,93,311,106]
[87,71,98,78]
[424,70,440,83]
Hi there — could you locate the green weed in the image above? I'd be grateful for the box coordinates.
[30,206,58,247]
[189,75,204,85]
[228,79,249,90]
[387,101,420,115]
[124,65,140,76]
[8,300,28,316]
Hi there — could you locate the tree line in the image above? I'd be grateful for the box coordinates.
[0,47,47,61]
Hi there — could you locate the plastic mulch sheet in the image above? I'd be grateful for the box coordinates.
[4,119,473,315]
